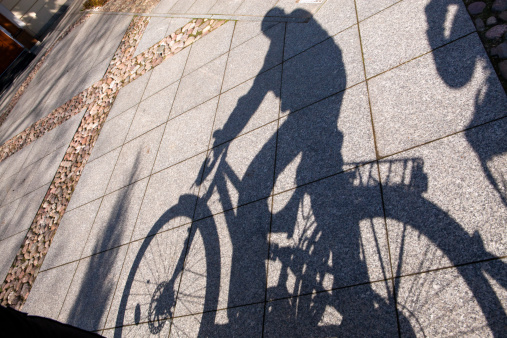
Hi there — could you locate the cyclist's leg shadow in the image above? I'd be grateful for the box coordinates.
[267,168,399,336]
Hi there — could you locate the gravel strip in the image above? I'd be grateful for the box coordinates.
[0,15,226,309]
[88,0,162,13]
[466,0,507,89]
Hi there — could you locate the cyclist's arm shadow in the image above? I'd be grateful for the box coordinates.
[212,35,283,149]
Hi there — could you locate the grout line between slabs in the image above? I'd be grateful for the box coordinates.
[353,0,401,336]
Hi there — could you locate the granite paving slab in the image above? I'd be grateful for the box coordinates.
[3,161,41,204]
[264,280,398,337]
[88,105,137,162]
[152,0,180,14]
[369,33,507,157]
[268,168,390,299]
[171,53,228,117]
[196,121,277,218]
[222,22,284,92]
[132,153,204,241]
[79,57,112,92]
[107,69,151,120]
[40,199,102,271]
[126,81,179,142]
[22,146,67,198]
[152,0,322,21]
[229,20,277,49]
[355,0,399,21]
[79,15,134,72]
[95,0,162,13]
[183,21,235,76]
[283,0,356,60]
[171,303,264,337]
[133,17,190,55]
[188,0,216,13]
[142,47,190,99]
[335,83,376,169]
[102,319,171,337]
[234,0,279,16]
[0,184,50,241]
[275,0,324,14]
[0,232,26,282]
[0,142,33,187]
[134,17,174,56]
[281,25,364,115]
[2,144,58,206]
[66,148,121,211]
[105,224,191,329]
[22,107,87,168]
[0,199,21,240]
[381,120,507,276]
[169,0,194,13]
[212,65,281,145]
[360,0,475,78]
[208,0,243,15]
[21,262,79,320]
[153,96,217,172]
[106,124,165,193]
[58,245,128,331]
[0,177,14,208]
[274,84,374,193]
[81,178,149,258]
[396,259,507,336]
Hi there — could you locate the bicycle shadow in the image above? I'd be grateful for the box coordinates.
[115,5,506,337]
[202,6,506,337]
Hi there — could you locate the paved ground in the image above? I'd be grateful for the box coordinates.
[1,0,506,336]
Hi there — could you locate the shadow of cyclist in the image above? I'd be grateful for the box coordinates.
[199,5,507,337]
[122,5,507,337]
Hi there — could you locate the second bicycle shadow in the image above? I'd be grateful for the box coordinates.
[114,6,507,337]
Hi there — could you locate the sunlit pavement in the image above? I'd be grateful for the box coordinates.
[1,0,506,336]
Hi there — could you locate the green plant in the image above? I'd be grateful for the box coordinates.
[82,0,108,10]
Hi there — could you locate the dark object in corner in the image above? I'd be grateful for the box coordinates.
[0,305,103,337]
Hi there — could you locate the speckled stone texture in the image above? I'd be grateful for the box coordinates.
[0,0,506,335]
[0,14,91,130]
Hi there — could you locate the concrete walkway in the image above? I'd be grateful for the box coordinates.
[0,0,506,336]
